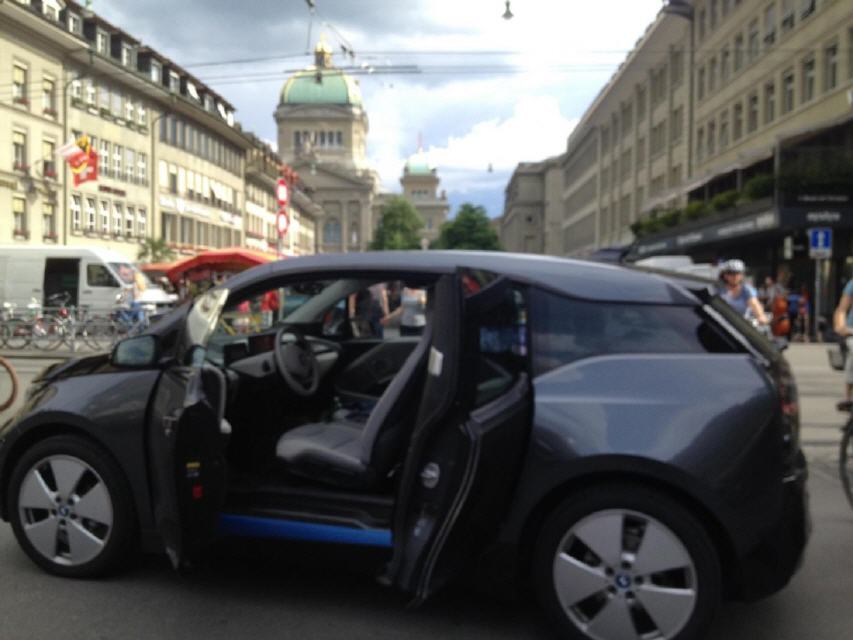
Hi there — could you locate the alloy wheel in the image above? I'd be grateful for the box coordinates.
[17,455,114,567]
[552,509,697,640]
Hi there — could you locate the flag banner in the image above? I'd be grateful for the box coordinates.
[57,135,98,186]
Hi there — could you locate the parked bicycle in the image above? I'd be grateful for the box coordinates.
[839,402,853,509]
[1,298,50,350]
[31,292,78,351]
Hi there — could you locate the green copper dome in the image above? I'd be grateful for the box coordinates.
[280,70,363,106]
[404,150,432,175]
[280,40,362,107]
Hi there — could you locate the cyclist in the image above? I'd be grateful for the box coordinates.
[833,278,853,404]
[717,259,769,325]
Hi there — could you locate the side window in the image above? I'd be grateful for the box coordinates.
[469,284,529,407]
[530,288,737,375]
[87,264,118,287]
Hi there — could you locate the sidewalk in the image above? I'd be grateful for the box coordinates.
[784,343,845,448]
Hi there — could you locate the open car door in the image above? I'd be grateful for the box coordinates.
[147,289,230,568]
[386,272,532,601]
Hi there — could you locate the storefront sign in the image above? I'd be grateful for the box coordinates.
[98,185,126,197]
[159,194,211,219]
[635,210,779,257]
[219,211,242,228]
[797,194,849,204]
[245,236,270,252]
[780,208,853,228]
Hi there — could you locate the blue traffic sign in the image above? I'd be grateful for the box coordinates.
[808,227,832,259]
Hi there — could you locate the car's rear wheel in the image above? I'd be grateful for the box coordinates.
[7,435,137,578]
[533,485,721,640]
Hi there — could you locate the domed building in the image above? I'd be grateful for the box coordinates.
[275,40,379,253]
[371,147,450,247]
[400,148,449,245]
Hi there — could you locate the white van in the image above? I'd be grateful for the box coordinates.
[0,245,175,311]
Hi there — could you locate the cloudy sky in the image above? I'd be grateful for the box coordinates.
[94,0,663,218]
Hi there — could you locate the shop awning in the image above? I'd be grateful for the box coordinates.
[139,262,176,274]
[165,248,276,283]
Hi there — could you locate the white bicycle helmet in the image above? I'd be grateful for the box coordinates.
[720,259,745,274]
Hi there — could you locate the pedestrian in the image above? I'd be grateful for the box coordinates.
[832,277,853,403]
[261,289,280,327]
[717,259,769,324]
[382,286,427,336]
[350,282,389,338]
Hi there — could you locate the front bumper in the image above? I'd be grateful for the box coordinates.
[733,450,810,601]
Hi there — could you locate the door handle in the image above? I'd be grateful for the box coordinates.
[83,290,93,294]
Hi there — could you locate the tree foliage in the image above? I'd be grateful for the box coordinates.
[433,203,501,250]
[137,237,176,263]
[370,196,424,250]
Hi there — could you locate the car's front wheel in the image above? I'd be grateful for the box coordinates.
[534,484,721,640]
[7,435,137,578]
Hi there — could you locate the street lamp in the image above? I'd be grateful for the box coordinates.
[502,1,514,20]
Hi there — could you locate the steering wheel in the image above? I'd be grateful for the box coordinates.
[273,326,320,397]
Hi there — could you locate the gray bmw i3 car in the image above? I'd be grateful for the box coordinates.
[0,252,808,640]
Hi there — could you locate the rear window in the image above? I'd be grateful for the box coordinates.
[707,295,779,364]
[530,288,737,375]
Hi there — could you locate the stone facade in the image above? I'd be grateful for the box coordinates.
[500,156,564,254]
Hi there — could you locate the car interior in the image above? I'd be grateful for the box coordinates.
[198,273,530,531]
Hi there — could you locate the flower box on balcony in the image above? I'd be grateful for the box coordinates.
[99,107,112,119]
[13,163,30,173]
[43,107,58,117]
[44,168,57,179]
[126,122,136,131]
[13,229,30,240]
[71,97,85,108]
[13,97,29,106]
[43,233,58,243]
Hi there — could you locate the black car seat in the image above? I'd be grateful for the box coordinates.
[275,320,433,489]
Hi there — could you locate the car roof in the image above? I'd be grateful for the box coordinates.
[222,251,698,305]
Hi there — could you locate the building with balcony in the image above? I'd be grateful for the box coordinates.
[509,0,853,325]
[1,0,259,263]
[0,0,74,247]
[630,0,853,318]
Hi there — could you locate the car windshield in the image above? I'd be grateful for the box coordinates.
[110,263,136,285]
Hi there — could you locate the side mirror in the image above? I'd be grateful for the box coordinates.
[112,335,159,368]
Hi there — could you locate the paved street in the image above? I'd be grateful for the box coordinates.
[0,346,851,639]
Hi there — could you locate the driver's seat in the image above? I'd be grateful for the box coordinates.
[275,321,433,489]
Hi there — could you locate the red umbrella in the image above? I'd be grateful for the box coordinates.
[165,248,277,284]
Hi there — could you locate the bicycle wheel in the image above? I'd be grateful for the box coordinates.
[0,355,19,413]
[31,317,63,351]
[82,318,117,352]
[841,422,853,510]
[4,319,31,350]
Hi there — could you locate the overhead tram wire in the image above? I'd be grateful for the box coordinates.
[0,60,622,101]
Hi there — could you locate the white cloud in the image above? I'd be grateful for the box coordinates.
[427,96,577,172]
[369,91,576,198]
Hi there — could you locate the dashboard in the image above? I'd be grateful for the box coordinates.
[226,332,340,382]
